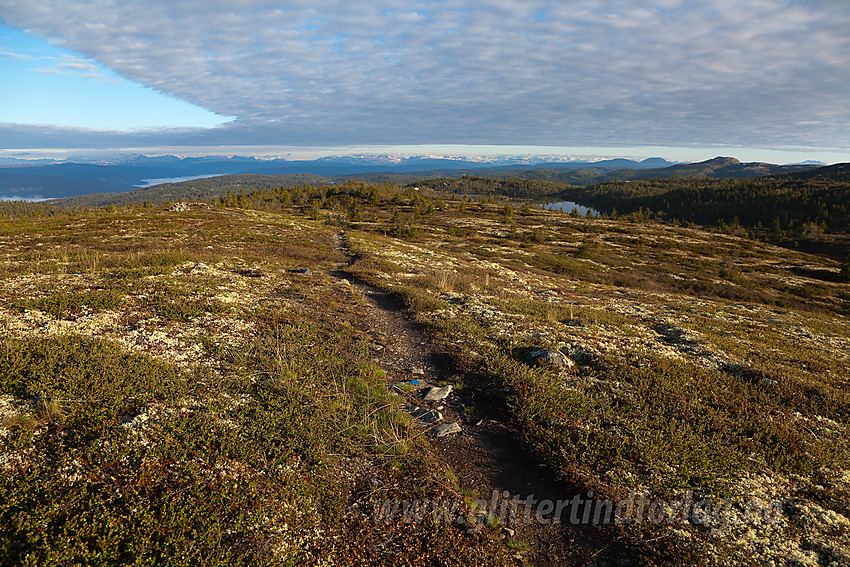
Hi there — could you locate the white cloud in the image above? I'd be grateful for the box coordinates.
[0,0,848,149]
[0,48,34,59]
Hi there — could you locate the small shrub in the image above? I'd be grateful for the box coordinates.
[574,238,597,259]
[153,297,228,322]
[14,289,122,319]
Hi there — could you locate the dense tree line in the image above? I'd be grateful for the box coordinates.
[568,168,850,232]
[412,176,575,198]
[216,181,430,212]
[0,200,66,220]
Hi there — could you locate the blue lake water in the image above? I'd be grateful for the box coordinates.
[545,201,598,216]
[134,174,226,188]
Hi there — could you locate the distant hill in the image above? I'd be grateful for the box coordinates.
[628,156,816,179]
[428,157,819,187]
[3,153,821,202]
[52,174,334,208]
[565,161,850,232]
[774,161,850,182]
[50,158,845,233]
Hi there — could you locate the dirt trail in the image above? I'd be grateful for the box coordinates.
[332,232,634,567]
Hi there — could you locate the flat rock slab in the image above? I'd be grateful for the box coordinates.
[410,407,442,424]
[423,385,453,401]
[433,422,462,437]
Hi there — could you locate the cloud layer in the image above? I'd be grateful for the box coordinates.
[1,0,849,150]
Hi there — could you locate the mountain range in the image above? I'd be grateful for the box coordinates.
[0,154,825,202]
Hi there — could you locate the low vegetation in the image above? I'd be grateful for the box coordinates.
[1,174,848,565]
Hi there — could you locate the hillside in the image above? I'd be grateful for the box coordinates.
[1,187,848,566]
[565,163,850,234]
[52,174,336,208]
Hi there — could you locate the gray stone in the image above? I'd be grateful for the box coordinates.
[410,367,425,375]
[433,422,461,437]
[424,385,452,401]
[410,407,442,424]
[294,267,311,275]
[521,347,574,371]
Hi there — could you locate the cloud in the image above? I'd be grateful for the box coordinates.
[0,0,848,149]
[0,48,34,59]
[30,53,119,83]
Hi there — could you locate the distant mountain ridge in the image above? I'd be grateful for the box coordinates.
[0,153,827,202]
[634,156,815,179]
[1,154,670,200]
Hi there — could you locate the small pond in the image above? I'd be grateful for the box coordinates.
[545,201,598,217]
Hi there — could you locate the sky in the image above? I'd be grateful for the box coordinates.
[1,0,849,164]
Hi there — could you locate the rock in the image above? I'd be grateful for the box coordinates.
[192,262,210,271]
[570,349,608,371]
[433,422,461,437]
[168,202,190,212]
[338,279,351,286]
[410,407,442,424]
[294,267,311,275]
[424,385,452,401]
[234,267,263,277]
[502,527,516,537]
[410,367,425,375]
[520,347,574,371]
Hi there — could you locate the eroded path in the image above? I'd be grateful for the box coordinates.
[333,232,633,567]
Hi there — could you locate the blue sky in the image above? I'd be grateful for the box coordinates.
[1,0,849,164]
[0,25,231,130]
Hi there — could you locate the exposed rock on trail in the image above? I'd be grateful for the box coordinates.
[433,422,462,437]
[423,384,453,401]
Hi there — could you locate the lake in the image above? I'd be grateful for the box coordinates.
[545,201,598,217]
[134,174,226,188]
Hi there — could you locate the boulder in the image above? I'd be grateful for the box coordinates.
[520,347,574,371]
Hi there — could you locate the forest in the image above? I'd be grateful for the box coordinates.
[412,165,850,235]
[567,164,850,232]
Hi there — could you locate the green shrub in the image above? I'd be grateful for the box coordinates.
[13,289,122,319]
